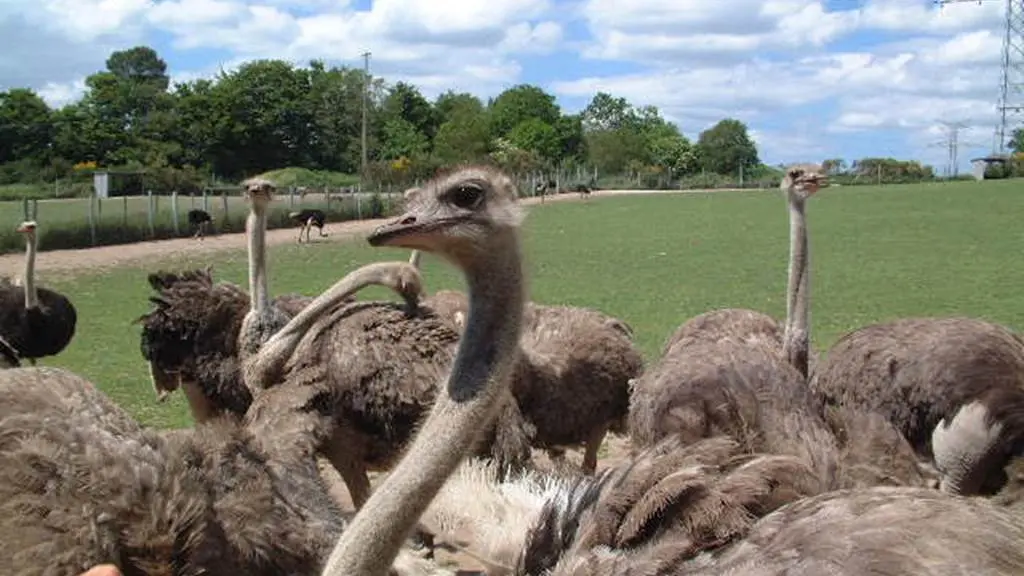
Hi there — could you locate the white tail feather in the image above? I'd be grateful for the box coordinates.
[421,458,573,572]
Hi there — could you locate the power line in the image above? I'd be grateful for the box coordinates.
[935,0,1024,154]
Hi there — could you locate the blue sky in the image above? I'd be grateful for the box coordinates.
[0,0,1011,172]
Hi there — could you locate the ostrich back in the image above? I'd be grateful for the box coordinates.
[810,317,1024,455]
[0,281,77,360]
[662,308,783,356]
[697,486,1024,575]
[517,435,824,576]
[513,304,643,445]
[281,300,462,467]
[0,367,347,576]
[628,337,839,488]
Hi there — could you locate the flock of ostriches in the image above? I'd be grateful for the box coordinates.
[1,164,1024,576]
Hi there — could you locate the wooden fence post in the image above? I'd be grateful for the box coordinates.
[146,190,155,237]
[88,195,97,246]
[171,190,180,234]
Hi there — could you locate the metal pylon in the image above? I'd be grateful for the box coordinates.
[996,0,1024,153]
[936,0,1024,154]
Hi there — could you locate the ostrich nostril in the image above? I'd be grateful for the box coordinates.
[400,215,417,225]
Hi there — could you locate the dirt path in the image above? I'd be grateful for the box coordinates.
[0,188,715,277]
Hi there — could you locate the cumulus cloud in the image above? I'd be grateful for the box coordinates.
[0,0,1012,167]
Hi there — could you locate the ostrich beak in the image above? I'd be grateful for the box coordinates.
[368,212,464,249]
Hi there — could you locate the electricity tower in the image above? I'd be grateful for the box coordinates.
[936,0,1024,154]
[928,120,984,176]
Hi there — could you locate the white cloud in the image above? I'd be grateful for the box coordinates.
[0,0,1015,169]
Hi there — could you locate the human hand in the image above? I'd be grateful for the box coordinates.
[78,565,122,576]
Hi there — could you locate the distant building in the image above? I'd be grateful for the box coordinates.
[970,155,1009,181]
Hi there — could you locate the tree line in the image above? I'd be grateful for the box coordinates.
[0,45,940,198]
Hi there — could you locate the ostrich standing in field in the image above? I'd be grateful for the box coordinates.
[290,207,329,243]
[810,316,1024,496]
[406,246,643,475]
[0,365,449,576]
[0,221,77,365]
[188,208,213,240]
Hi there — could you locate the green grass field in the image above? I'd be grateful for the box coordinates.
[24,178,1024,429]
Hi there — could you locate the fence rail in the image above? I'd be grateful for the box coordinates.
[0,187,408,255]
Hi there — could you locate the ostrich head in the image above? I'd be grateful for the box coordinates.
[15,220,37,236]
[372,166,524,268]
[781,164,828,201]
[242,178,275,212]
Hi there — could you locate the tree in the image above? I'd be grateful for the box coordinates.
[0,89,53,165]
[433,104,490,164]
[1009,128,1024,154]
[488,84,560,138]
[382,82,438,143]
[695,118,759,175]
[582,92,637,131]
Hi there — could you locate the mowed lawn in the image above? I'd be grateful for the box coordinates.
[24,178,1024,429]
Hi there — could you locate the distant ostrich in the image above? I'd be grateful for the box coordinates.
[0,221,77,365]
[0,366,447,576]
[188,208,213,240]
[405,247,644,475]
[810,316,1024,496]
[290,208,329,243]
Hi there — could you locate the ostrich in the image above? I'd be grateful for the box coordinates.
[0,364,449,576]
[187,208,212,240]
[290,208,329,243]
[626,165,931,490]
[0,220,77,365]
[810,316,1024,496]
[236,177,293,361]
[318,164,529,576]
[405,247,644,475]
[628,165,828,452]
[137,265,403,421]
[505,434,1024,576]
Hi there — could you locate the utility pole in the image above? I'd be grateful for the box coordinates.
[935,0,1024,154]
[928,120,983,177]
[360,50,371,189]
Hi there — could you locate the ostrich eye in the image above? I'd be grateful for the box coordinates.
[789,169,803,179]
[450,185,484,210]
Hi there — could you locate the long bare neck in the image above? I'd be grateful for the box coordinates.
[246,262,424,389]
[22,233,38,309]
[320,235,525,576]
[247,207,270,314]
[408,250,422,268]
[782,195,810,378]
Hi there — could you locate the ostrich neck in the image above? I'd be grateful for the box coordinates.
[247,208,270,313]
[249,261,425,389]
[23,234,38,309]
[320,236,525,576]
[782,196,810,378]
[408,250,422,268]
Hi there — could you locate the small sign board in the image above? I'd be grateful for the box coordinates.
[93,172,109,198]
